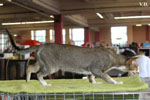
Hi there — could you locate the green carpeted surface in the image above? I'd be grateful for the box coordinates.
[0,76,148,93]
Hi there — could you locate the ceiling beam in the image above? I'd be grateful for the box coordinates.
[89,18,150,23]
[0,12,38,19]
[9,0,92,30]
[89,18,150,27]
[9,0,50,17]
[83,0,89,2]
[90,27,99,32]
[103,13,114,20]
[90,22,149,27]
[61,0,142,9]
[0,23,54,31]
[32,0,60,14]
[62,7,150,15]
[64,15,88,27]
[0,5,30,14]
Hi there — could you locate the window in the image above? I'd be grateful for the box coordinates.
[31,31,34,40]
[72,28,84,46]
[62,29,66,44]
[0,34,8,52]
[49,29,55,43]
[35,30,46,43]
[49,29,66,44]
[111,26,127,47]
[31,30,46,43]
[69,29,72,39]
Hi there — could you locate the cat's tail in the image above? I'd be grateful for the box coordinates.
[5,29,38,54]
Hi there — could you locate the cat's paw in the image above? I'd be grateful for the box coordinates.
[116,81,123,84]
[43,84,52,86]
[92,81,102,84]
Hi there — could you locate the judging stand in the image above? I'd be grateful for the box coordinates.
[0,53,36,80]
[0,53,13,80]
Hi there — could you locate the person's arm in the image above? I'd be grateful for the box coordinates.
[146,58,150,77]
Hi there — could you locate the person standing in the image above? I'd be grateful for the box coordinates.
[135,52,150,87]
[137,52,150,100]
